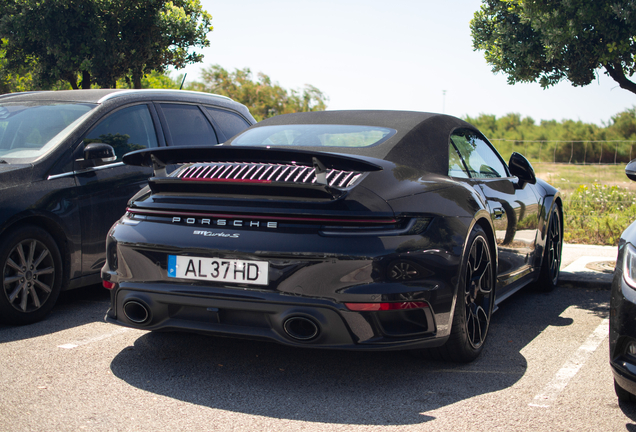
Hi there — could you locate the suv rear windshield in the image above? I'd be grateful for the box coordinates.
[232,124,396,147]
[0,102,96,162]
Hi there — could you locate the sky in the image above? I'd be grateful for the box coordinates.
[177,0,636,126]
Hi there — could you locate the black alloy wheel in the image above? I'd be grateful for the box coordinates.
[0,225,62,325]
[463,233,494,350]
[535,206,562,292]
[418,226,495,363]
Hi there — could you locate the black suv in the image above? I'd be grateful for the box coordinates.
[0,89,255,325]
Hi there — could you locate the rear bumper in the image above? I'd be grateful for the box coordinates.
[105,283,447,350]
[102,215,468,350]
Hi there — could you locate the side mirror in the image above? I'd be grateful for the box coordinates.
[84,143,116,163]
[508,152,536,187]
[626,159,636,181]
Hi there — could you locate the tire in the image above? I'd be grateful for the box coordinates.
[0,225,62,325]
[422,226,495,363]
[615,378,636,403]
[534,205,562,292]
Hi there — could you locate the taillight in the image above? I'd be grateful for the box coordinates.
[103,280,116,290]
[345,301,429,311]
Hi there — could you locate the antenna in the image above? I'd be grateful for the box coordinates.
[179,73,187,90]
[442,90,447,114]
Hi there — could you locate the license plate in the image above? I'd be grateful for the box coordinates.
[167,255,268,285]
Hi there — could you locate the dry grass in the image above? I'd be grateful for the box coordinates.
[532,163,636,245]
[533,163,636,194]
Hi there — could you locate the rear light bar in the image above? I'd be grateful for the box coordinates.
[126,208,397,225]
[345,301,429,311]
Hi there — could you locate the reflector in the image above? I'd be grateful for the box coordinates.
[345,301,428,311]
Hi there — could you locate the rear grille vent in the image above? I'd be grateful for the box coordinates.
[177,163,363,188]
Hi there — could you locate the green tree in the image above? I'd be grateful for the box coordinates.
[608,107,636,140]
[0,0,212,90]
[0,41,34,94]
[117,70,181,90]
[471,0,636,94]
[188,65,328,121]
[0,40,71,94]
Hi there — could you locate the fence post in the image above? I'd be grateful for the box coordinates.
[615,142,618,164]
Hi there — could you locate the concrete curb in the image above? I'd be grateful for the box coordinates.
[558,243,616,290]
[558,271,613,289]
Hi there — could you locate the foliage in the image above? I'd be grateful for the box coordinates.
[0,0,212,90]
[563,184,636,245]
[0,39,71,94]
[117,70,182,90]
[465,108,636,164]
[0,42,34,94]
[471,0,636,95]
[187,65,328,121]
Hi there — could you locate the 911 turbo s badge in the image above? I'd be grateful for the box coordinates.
[172,217,278,229]
[193,230,240,238]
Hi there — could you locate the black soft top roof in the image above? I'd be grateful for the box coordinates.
[226,110,480,175]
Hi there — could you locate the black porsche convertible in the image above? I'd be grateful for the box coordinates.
[101,110,562,362]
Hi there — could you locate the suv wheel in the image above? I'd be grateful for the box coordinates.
[0,225,62,325]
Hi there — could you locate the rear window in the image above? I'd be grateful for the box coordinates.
[205,107,250,139]
[232,124,396,147]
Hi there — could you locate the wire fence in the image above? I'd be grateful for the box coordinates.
[490,139,636,165]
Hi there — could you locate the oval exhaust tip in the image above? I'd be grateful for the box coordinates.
[123,300,150,324]
[283,316,319,341]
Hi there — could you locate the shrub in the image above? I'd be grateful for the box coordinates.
[563,184,636,245]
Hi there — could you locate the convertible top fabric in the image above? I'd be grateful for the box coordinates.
[227,110,480,175]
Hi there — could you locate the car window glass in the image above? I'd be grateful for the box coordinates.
[232,124,396,147]
[84,104,158,161]
[448,142,470,178]
[160,104,218,146]
[205,107,250,139]
[450,130,507,178]
[0,102,94,162]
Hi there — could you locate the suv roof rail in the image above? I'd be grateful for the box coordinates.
[0,91,45,100]
[97,89,232,103]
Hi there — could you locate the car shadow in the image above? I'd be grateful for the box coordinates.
[0,283,110,343]
[108,286,610,426]
[620,401,636,427]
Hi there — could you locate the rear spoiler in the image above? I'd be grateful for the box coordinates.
[122,145,383,176]
[122,145,384,200]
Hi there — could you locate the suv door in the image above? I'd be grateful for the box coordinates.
[74,103,159,275]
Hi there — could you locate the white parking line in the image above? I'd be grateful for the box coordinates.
[529,318,609,408]
[57,327,132,349]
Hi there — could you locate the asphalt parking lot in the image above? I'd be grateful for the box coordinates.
[1,272,633,432]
